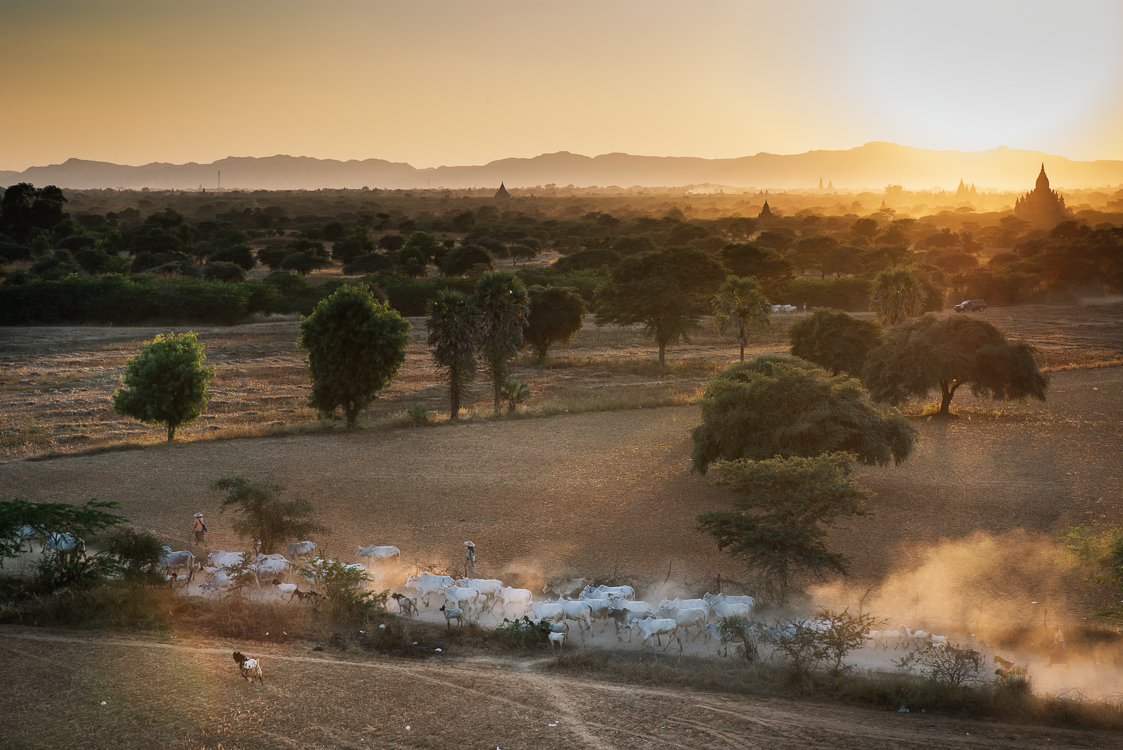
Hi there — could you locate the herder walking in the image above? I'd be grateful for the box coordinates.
[193,513,207,547]
[464,541,476,575]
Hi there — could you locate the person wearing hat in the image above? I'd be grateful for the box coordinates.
[193,513,208,547]
[464,541,476,574]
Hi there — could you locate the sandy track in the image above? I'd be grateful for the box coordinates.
[1,626,1113,749]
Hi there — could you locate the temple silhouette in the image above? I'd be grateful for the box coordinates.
[1014,164,1068,227]
[494,182,511,199]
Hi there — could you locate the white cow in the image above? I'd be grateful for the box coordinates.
[207,551,246,569]
[496,586,534,616]
[703,593,755,613]
[159,547,195,583]
[285,541,317,560]
[656,606,708,638]
[442,585,479,618]
[356,545,400,566]
[560,600,594,631]
[404,574,455,607]
[711,601,753,619]
[532,601,566,623]
[43,532,81,553]
[580,584,635,601]
[255,555,292,586]
[631,618,682,651]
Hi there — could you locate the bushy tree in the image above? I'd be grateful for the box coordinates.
[426,289,481,419]
[691,355,916,474]
[863,314,1049,416]
[788,308,883,377]
[718,243,793,297]
[342,252,395,276]
[113,332,215,440]
[596,246,727,366]
[0,498,125,568]
[211,475,329,555]
[869,267,925,326]
[712,276,771,362]
[553,248,620,273]
[203,261,248,283]
[298,286,411,428]
[209,244,256,270]
[697,454,872,605]
[102,525,167,585]
[522,285,587,361]
[0,183,68,243]
[474,270,530,413]
[281,250,331,276]
[441,244,493,276]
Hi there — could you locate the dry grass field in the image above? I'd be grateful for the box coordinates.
[2,300,1123,748]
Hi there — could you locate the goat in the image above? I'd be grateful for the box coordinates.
[232,651,263,685]
[292,589,322,606]
[391,592,417,617]
[548,630,567,650]
[271,578,299,601]
[439,604,463,629]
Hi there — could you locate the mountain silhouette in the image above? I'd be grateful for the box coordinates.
[2,143,1120,191]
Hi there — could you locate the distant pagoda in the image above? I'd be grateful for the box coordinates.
[1014,164,1067,227]
[758,199,773,220]
[494,182,511,199]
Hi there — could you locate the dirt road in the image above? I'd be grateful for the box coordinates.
[1,626,1114,749]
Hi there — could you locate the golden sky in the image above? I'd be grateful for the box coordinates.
[3,0,1122,171]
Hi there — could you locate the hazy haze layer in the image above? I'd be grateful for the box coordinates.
[2,0,1122,171]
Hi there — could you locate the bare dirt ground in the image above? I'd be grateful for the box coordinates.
[2,301,1123,747]
[1,627,1116,750]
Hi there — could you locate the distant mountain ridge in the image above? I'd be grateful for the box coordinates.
[3,143,1122,192]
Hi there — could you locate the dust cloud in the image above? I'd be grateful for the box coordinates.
[808,530,1123,700]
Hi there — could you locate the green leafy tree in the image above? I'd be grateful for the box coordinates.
[113,332,215,440]
[211,475,329,555]
[522,285,587,361]
[281,250,331,276]
[441,244,494,276]
[788,308,884,377]
[712,276,771,362]
[1055,524,1123,621]
[203,261,248,283]
[474,270,530,413]
[0,498,125,568]
[697,453,872,605]
[297,556,385,619]
[691,355,916,474]
[298,286,411,428]
[863,314,1049,416]
[718,243,793,297]
[102,525,167,585]
[596,246,727,366]
[426,289,481,419]
[0,183,68,243]
[870,267,926,326]
[398,231,441,277]
[850,218,879,242]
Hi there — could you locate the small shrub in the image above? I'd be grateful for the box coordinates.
[716,615,759,662]
[917,643,987,687]
[407,404,429,425]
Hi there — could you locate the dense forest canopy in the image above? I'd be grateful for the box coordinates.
[1,181,1120,326]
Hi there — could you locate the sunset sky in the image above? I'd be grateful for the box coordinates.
[3,0,1123,172]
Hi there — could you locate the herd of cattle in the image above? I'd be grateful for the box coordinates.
[159,542,756,651]
[19,534,977,659]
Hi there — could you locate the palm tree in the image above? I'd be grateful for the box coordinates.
[869,268,925,327]
[425,289,480,419]
[474,270,530,413]
[712,276,771,361]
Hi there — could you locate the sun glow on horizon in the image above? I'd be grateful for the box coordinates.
[1,0,1122,173]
